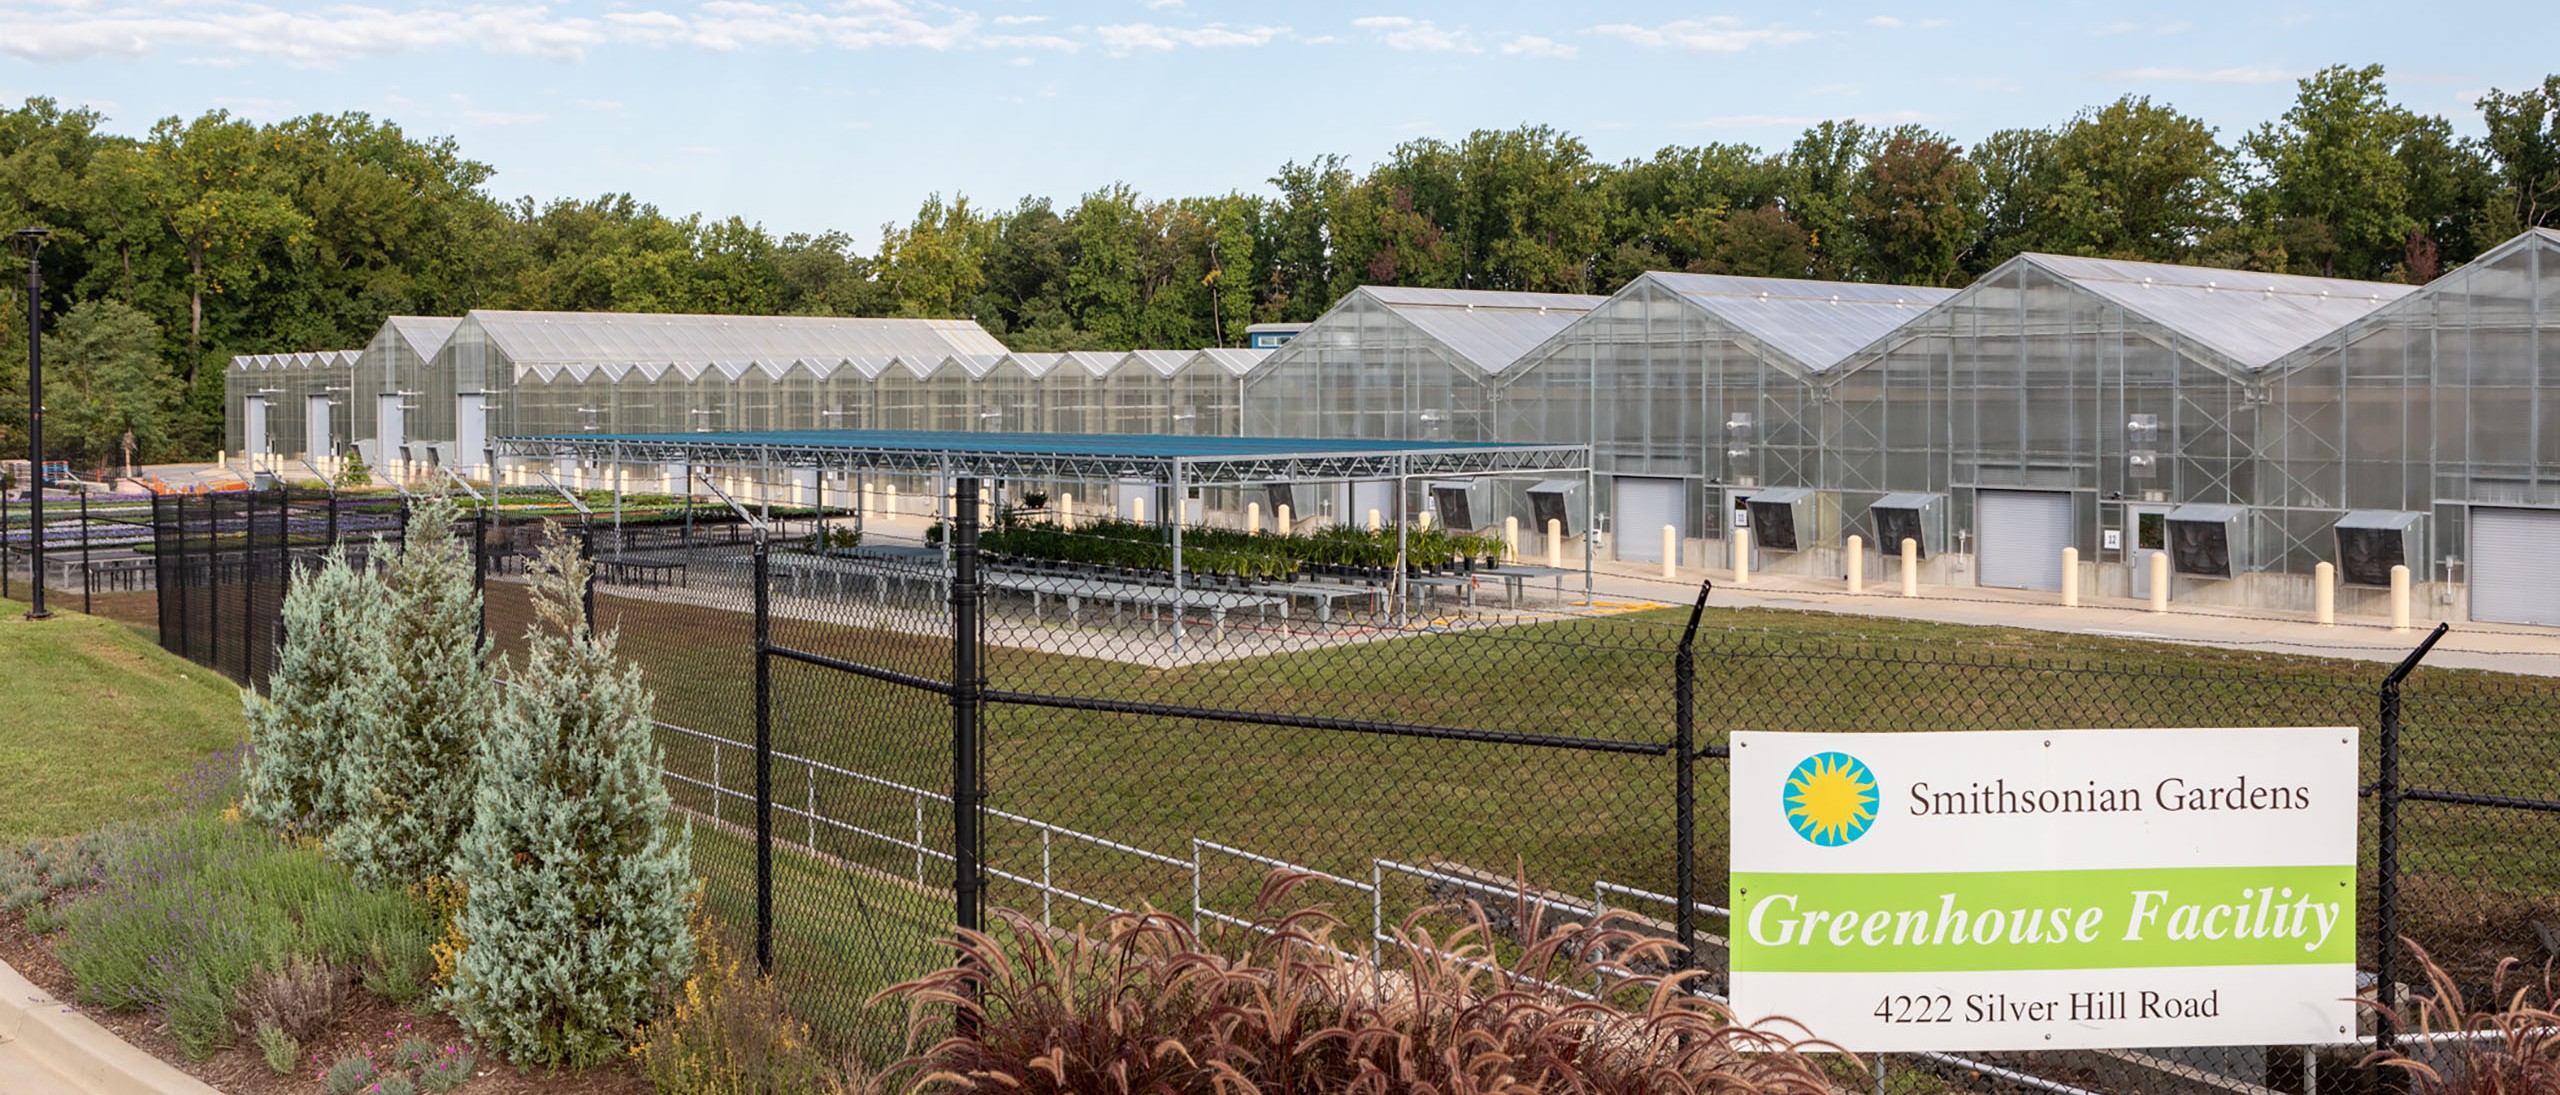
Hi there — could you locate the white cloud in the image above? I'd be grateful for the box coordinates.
[2116,65,2298,85]
[1589,18,1815,54]
[1866,15,1947,29]
[1094,21,1285,55]
[1352,15,1471,52]
[1498,34,1573,59]
[0,0,1083,65]
[1680,109,1931,129]
[990,14,1045,25]
[1866,15,1903,28]
[1143,0,1186,8]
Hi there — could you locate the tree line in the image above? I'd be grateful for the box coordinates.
[2,63,2556,466]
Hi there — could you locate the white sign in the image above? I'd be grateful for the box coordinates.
[2103,528,2123,551]
[1730,727,2357,1052]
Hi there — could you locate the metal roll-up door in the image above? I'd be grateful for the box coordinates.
[2470,507,2560,626]
[1614,476,1684,563]
[1977,489,2073,591]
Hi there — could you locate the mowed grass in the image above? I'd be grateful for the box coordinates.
[482,580,2560,992]
[0,597,248,839]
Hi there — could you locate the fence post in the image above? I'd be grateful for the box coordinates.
[242,490,257,685]
[79,490,90,615]
[752,532,774,973]
[472,509,489,644]
[578,522,597,631]
[2373,622,2448,1089]
[951,475,985,1036]
[1674,579,1713,975]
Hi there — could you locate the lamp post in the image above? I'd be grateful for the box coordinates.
[13,227,50,621]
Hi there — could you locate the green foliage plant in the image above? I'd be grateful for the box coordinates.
[449,521,693,1067]
[330,495,492,888]
[242,545,387,836]
[323,1052,378,1095]
[54,784,434,1059]
[253,1022,299,1075]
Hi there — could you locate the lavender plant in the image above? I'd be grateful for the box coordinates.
[330,494,493,888]
[449,522,692,1067]
[243,544,388,836]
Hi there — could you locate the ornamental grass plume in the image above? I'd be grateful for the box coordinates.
[869,871,1834,1095]
[243,544,388,837]
[2365,941,2560,1094]
[330,494,493,888]
[448,521,692,1067]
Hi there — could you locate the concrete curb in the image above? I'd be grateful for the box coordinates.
[0,957,223,1095]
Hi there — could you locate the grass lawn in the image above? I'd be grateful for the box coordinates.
[0,598,246,840]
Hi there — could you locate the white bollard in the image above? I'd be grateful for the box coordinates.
[2315,561,2336,626]
[1060,493,1075,529]
[2391,564,2411,632]
[1901,537,1919,597]
[1367,508,1382,533]
[1661,524,1678,580]
[1276,504,1292,536]
[1734,527,1752,586]
[1247,502,1262,535]
[1504,516,1521,563]
[884,484,899,516]
[2062,546,2080,608]
[1547,519,1563,569]
[1846,535,1864,594]
[1131,495,1145,524]
[2149,550,2170,614]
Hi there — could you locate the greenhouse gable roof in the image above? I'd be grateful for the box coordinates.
[2258,227,2560,379]
[1356,286,1608,376]
[2022,253,2413,370]
[386,316,460,360]
[1635,273,1954,373]
[463,310,1006,367]
[1185,348,1268,376]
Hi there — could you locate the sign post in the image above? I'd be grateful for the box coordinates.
[1730,727,2357,1052]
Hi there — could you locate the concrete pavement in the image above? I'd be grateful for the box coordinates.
[1564,558,2560,677]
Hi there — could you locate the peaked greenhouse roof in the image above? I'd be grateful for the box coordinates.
[1621,273,1954,373]
[2259,227,2560,381]
[386,316,460,360]
[461,310,1006,367]
[1332,286,1608,376]
[2018,253,2413,371]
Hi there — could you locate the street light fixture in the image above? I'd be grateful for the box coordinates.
[13,227,50,621]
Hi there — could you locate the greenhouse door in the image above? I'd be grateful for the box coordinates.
[243,397,269,460]
[2128,503,2171,599]
[456,394,486,476]
[1613,476,1683,564]
[1977,489,2072,591]
[2470,507,2560,626]
[376,394,406,469]
[306,395,332,463]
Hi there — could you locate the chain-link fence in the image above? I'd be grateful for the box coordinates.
[138,483,2560,1094]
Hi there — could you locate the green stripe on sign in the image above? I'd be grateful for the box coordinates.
[1729,866,2354,972]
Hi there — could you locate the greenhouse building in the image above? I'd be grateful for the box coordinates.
[2259,228,2560,626]
[222,228,2560,627]
[1820,253,2411,599]
[1498,273,1951,571]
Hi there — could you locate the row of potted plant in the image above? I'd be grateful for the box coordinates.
[925,516,1503,583]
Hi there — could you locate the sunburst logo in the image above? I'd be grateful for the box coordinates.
[1784,752,1881,846]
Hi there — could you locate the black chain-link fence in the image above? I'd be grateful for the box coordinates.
[135,483,2560,1094]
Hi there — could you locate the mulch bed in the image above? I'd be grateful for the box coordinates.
[0,908,652,1095]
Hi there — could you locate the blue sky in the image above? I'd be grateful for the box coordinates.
[0,1,2546,239]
